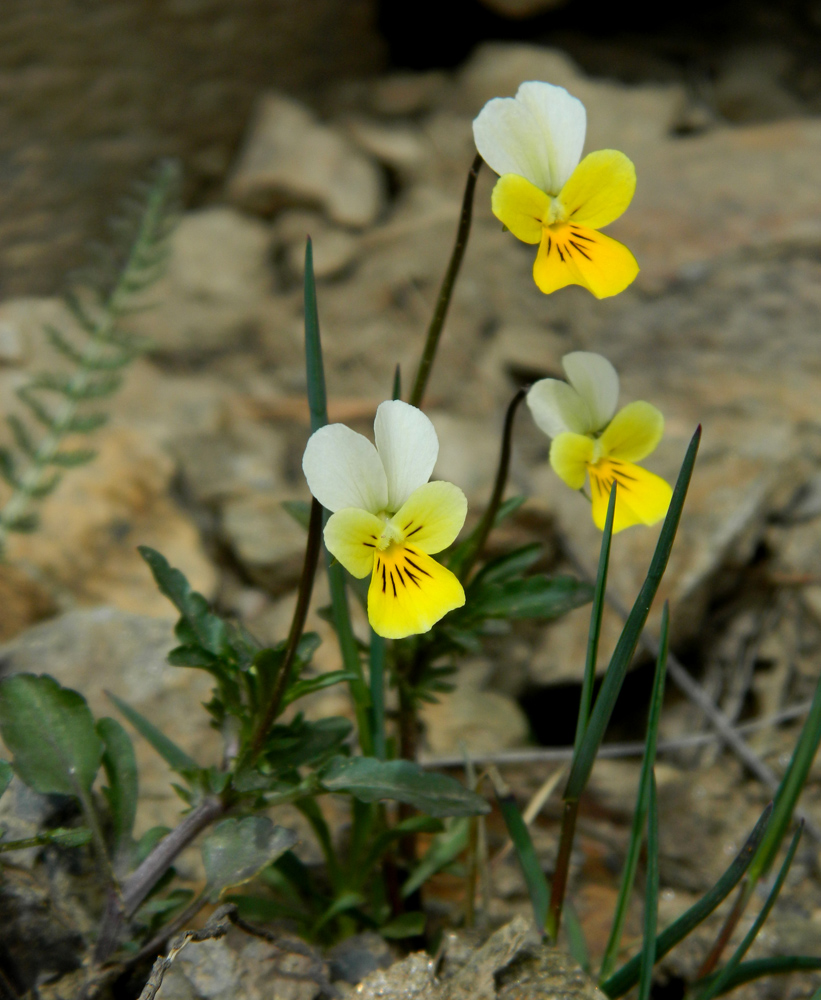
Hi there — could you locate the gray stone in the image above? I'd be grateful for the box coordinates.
[274,210,360,281]
[220,492,308,594]
[228,93,385,228]
[125,207,273,355]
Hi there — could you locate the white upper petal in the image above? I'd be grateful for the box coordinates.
[472,81,586,194]
[374,400,439,511]
[516,82,586,192]
[562,352,619,432]
[527,378,593,437]
[302,423,388,514]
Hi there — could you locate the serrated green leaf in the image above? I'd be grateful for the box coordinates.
[0,674,103,796]
[320,757,490,818]
[263,716,352,772]
[97,716,138,855]
[167,644,219,668]
[465,574,593,621]
[138,546,227,656]
[107,691,199,775]
[202,816,297,899]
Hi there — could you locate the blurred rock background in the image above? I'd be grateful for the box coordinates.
[0,4,820,961]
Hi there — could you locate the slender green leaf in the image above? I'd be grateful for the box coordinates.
[496,789,549,929]
[637,773,659,1000]
[0,674,103,795]
[566,426,700,803]
[48,447,97,467]
[311,891,364,934]
[97,716,138,855]
[106,691,199,775]
[320,757,489,818]
[402,817,470,897]
[698,825,803,1000]
[563,903,591,974]
[382,911,426,939]
[304,238,328,436]
[202,817,297,899]
[66,412,108,433]
[747,668,821,884]
[600,603,669,982]
[601,800,772,998]
[470,543,543,588]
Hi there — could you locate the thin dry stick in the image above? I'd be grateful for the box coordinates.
[420,700,813,768]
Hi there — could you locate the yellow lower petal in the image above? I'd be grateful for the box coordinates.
[600,401,664,462]
[368,544,465,639]
[557,150,636,230]
[550,432,595,490]
[491,174,550,244]
[533,223,639,299]
[390,481,467,555]
[324,508,385,579]
[589,459,672,533]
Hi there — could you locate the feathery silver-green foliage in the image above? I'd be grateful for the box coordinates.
[0,160,181,556]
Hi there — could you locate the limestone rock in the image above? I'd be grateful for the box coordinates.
[125,207,273,355]
[420,680,530,756]
[274,210,360,281]
[227,93,385,228]
[220,492,308,594]
[4,426,217,618]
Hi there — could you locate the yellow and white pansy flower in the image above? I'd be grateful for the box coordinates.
[302,401,467,639]
[472,81,639,299]
[527,352,672,533]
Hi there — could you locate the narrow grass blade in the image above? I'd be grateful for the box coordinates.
[563,901,591,974]
[599,603,670,982]
[746,668,821,886]
[697,824,803,1000]
[304,239,328,435]
[302,238,371,751]
[637,772,659,1000]
[565,426,700,803]
[392,364,401,401]
[575,482,617,757]
[491,768,549,929]
[695,957,821,997]
[601,801,772,998]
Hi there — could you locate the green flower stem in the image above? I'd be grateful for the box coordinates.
[245,497,323,766]
[457,387,526,582]
[409,154,483,408]
[546,798,579,940]
[369,630,387,760]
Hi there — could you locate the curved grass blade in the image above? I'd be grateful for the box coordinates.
[303,239,371,751]
[600,801,772,998]
[697,824,804,1000]
[695,957,821,997]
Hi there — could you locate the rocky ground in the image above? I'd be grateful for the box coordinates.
[0,38,820,999]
